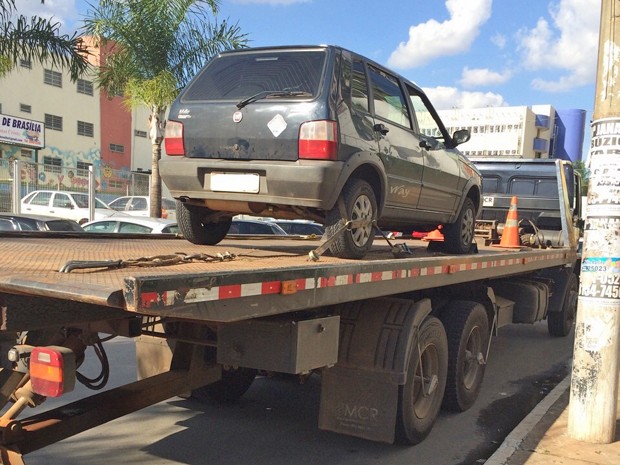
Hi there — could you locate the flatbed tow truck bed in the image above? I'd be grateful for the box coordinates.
[0,233,579,463]
[0,234,574,329]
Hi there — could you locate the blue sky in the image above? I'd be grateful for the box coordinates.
[17,0,601,115]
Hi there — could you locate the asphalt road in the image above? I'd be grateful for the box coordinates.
[25,321,573,465]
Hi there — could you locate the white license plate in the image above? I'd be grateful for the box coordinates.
[210,173,260,193]
[483,196,495,207]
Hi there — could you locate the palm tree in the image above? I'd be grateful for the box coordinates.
[0,0,89,80]
[82,0,247,217]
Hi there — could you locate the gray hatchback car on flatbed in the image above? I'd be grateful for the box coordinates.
[161,45,481,259]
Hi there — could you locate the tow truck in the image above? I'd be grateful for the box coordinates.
[0,158,581,463]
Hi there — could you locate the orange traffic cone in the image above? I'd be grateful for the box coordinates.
[422,225,444,242]
[492,196,521,248]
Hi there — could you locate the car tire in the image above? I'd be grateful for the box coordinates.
[176,201,231,245]
[192,366,258,404]
[325,178,376,259]
[443,197,476,254]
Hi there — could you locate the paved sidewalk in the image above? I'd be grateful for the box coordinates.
[486,376,620,465]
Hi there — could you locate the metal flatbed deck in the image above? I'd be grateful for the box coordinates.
[0,234,576,328]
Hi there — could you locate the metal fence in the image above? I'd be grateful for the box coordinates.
[0,159,150,213]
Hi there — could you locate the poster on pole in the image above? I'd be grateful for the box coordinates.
[0,113,45,149]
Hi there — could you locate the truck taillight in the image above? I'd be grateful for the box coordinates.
[299,120,338,160]
[164,120,185,156]
[30,346,76,397]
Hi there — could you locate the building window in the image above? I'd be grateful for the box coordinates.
[43,156,62,174]
[77,79,94,96]
[134,130,147,138]
[77,121,94,137]
[76,161,91,177]
[20,104,31,113]
[110,143,125,153]
[20,59,32,69]
[20,149,33,159]
[44,69,62,87]
[45,113,63,131]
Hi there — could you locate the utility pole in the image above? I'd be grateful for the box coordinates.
[568,0,620,443]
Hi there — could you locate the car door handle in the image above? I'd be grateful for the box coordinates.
[373,123,389,135]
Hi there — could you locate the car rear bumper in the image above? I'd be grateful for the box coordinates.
[160,157,344,210]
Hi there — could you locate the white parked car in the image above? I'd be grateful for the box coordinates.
[82,217,180,234]
[21,190,121,224]
[107,196,177,220]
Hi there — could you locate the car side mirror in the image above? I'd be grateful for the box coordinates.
[452,129,471,146]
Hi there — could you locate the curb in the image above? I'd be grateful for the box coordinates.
[484,374,571,465]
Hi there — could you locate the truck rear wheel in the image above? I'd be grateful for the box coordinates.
[441,301,489,412]
[325,178,376,259]
[548,273,578,337]
[395,316,448,445]
[176,201,231,245]
[443,197,476,254]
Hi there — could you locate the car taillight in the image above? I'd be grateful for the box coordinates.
[298,120,338,160]
[30,346,76,397]
[165,120,185,156]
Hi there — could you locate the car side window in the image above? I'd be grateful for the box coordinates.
[0,219,15,231]
[30,192,52,206]
[85,221,116,233]
[131,198,147,210]
[119,222,152,233]
[351,60,369,113]
[368,65,411,129]
[53,193,72,208]
[407,86,445,148]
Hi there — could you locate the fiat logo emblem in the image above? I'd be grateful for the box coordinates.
[233,111,243,123]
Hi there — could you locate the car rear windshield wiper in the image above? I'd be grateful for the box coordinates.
[236,90,312,109]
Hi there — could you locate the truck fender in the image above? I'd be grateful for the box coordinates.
[318,297,432,443]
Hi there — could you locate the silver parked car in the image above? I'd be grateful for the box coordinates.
[161,45,481,258]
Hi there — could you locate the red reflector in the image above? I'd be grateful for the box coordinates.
[164,120,185,156]
[299,120,338,160]
[30,346,76,397]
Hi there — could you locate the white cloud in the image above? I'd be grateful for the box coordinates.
[491,33,506,49]
[460,67,512,88]
[423,86,507,110]
[387,0,493,69]
[14,0,79,33]
[517,0,601,92]
[230,0,310,4]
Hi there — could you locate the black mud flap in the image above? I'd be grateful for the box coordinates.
[318,297,432,443]
[319,365,399,443]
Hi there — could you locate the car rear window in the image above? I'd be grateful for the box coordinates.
[182,50,326,101]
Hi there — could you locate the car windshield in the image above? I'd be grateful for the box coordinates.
[182,50,326,101]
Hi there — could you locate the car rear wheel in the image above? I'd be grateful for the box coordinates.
[443,197,476,254]
[176,201,231,245]
[325,178,376,259]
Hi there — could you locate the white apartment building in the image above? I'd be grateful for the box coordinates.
[437,105,586,162]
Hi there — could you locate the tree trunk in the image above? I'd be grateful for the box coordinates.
[148,108,166,218]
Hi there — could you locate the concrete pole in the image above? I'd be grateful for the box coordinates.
[567,0,620,443]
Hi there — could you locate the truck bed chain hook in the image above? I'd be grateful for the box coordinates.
[59,252,236,273]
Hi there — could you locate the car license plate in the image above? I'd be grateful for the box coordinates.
[483,196,494,207]
[210,173,259,193]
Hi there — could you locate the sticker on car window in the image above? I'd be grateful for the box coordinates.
[268,114,287,137]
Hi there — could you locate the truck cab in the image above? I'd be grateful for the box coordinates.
[471,158,583,248]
